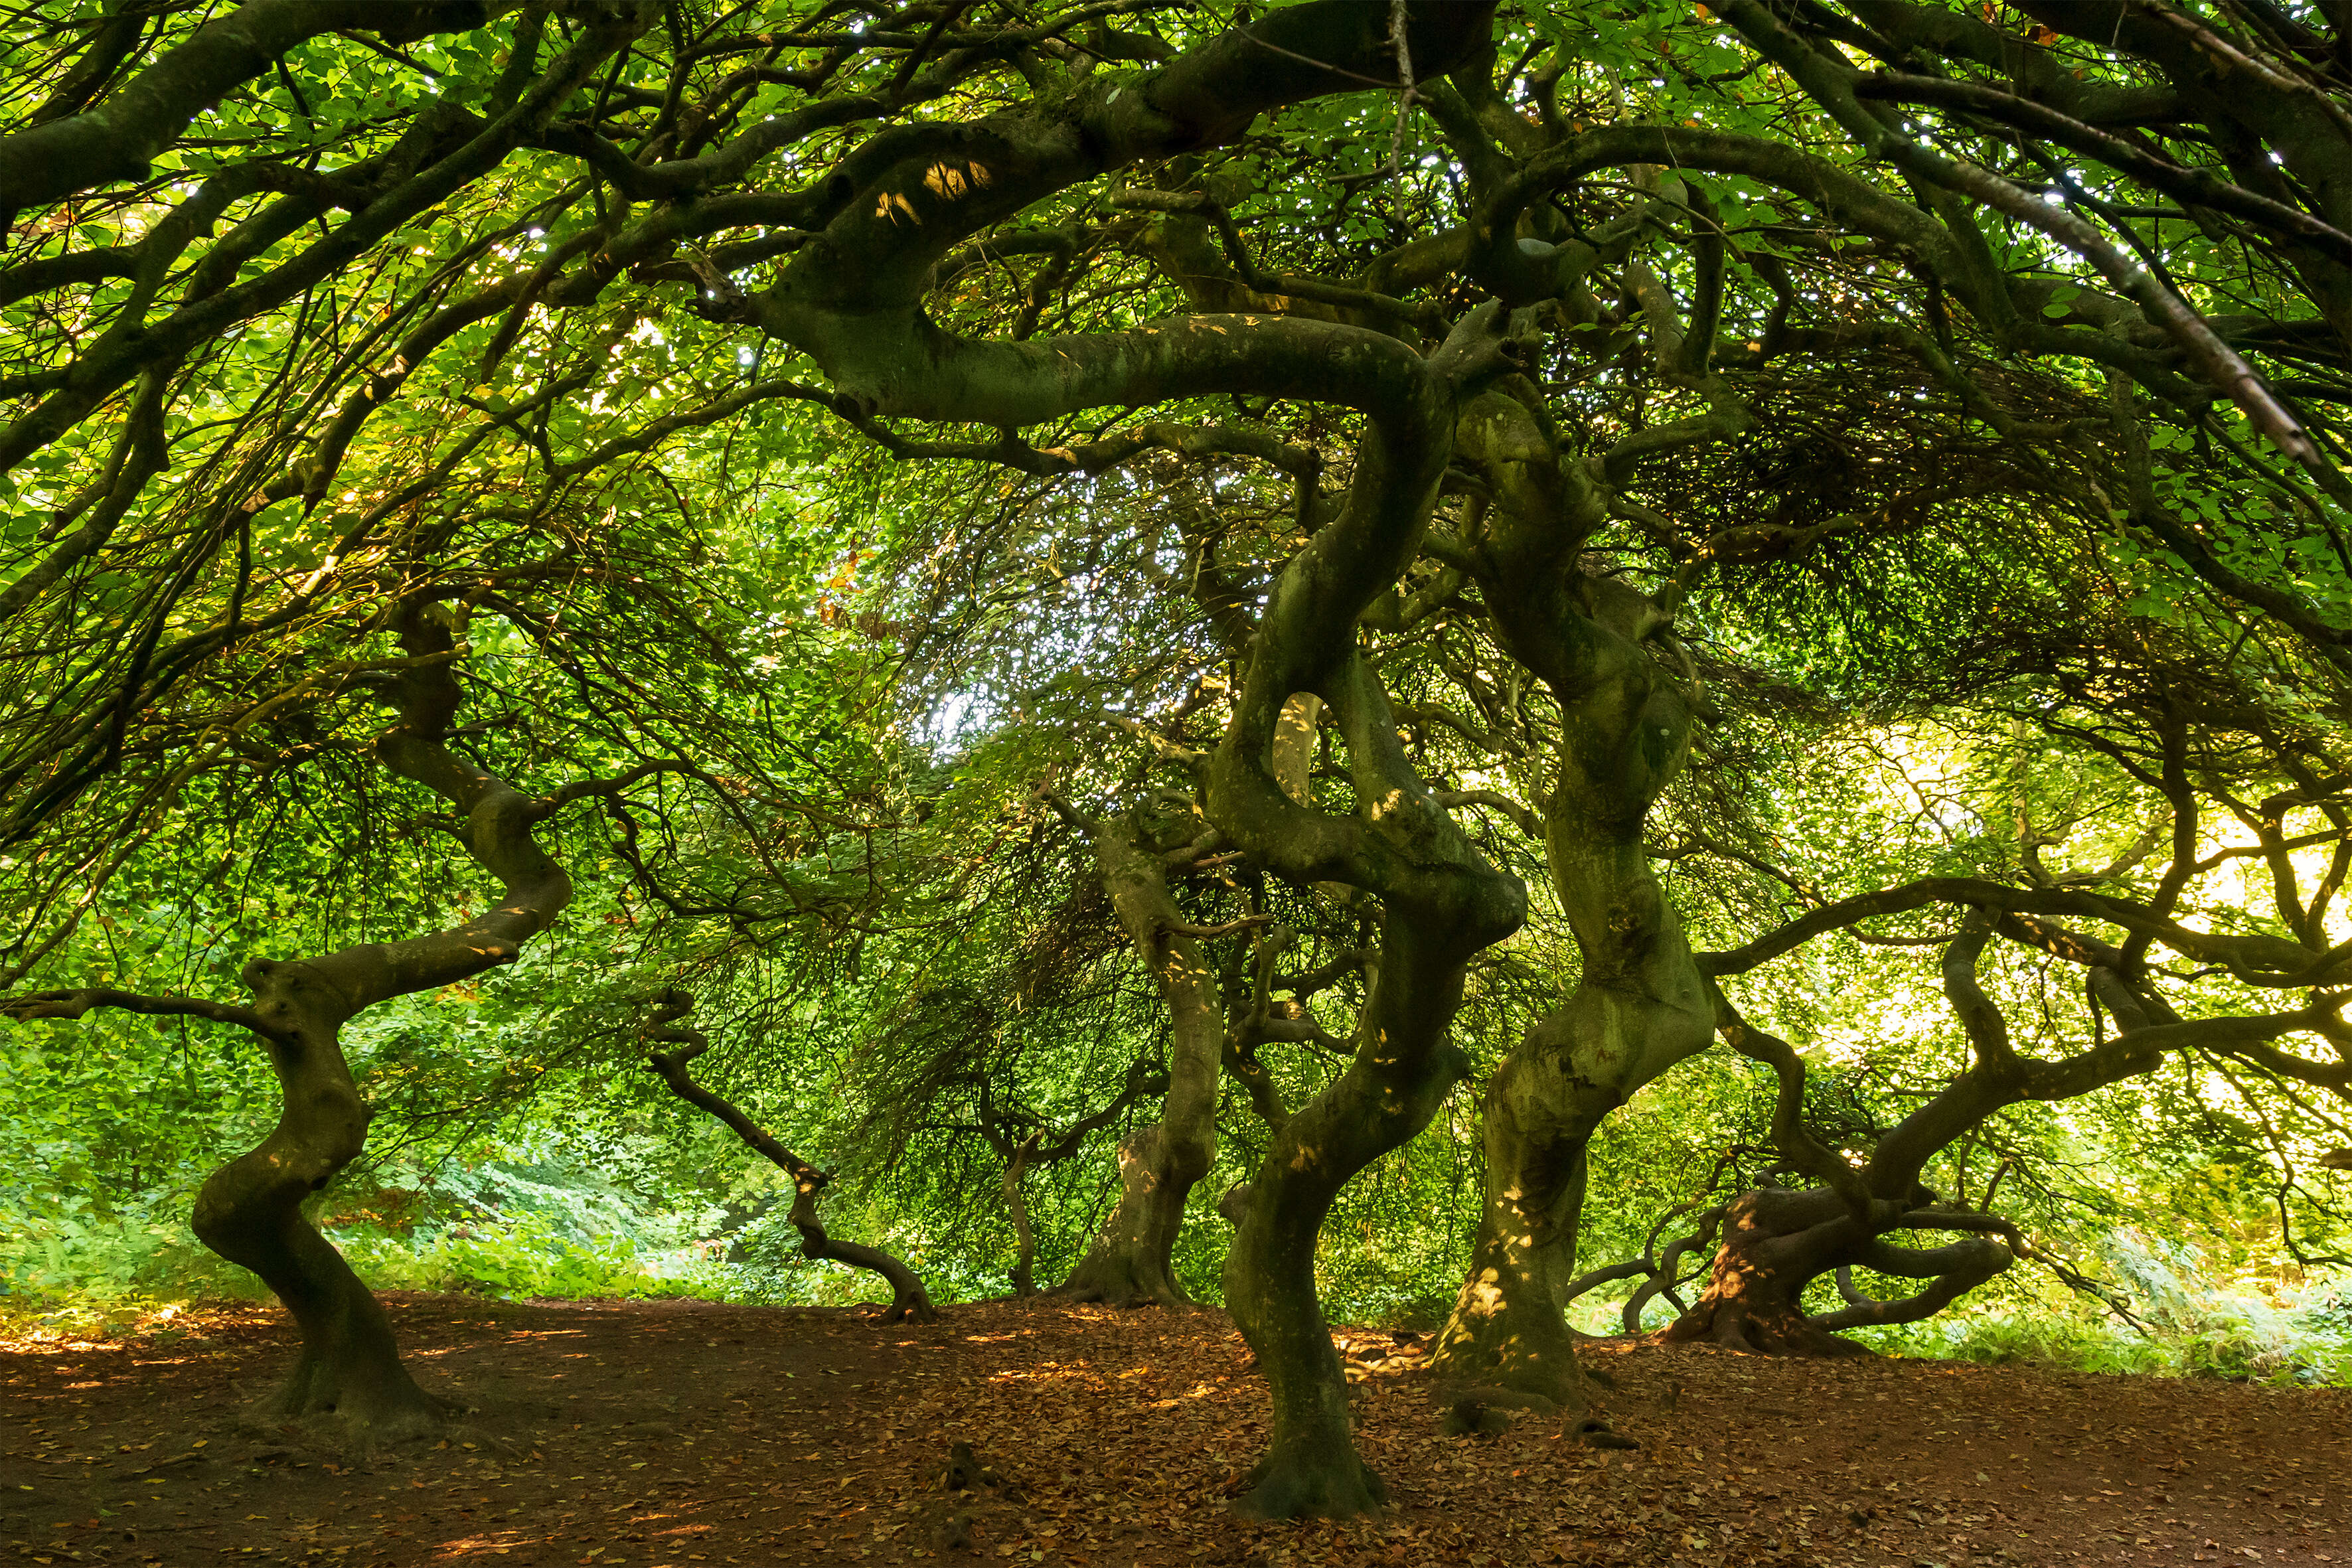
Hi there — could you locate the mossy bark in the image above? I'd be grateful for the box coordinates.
[1660,1188,1872,1356]
[191,965,441,1431]
[1223,919,1490,1519]
[189,603,575,1429]
[1435,390,1713,1403]
[1213,661,1526,1514]
[1058,815,1220,1306]
[1194,309,1528,1518]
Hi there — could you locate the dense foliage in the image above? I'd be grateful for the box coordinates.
[8,0,2352,1518]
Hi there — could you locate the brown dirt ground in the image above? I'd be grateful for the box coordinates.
[3,1293,2347,1567]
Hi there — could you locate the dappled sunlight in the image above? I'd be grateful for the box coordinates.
[2,0,2347,1556]
[9,1296,2347,1563]
[920,161,994,199]
[1455,1267,1506,1319]
[426,1527,540,1561]
[1,1300,252,1358]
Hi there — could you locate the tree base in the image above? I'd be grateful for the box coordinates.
[847,1296,937,1324]
[1054,1121,1196,1308]
[1661,1300,1873,1357]
[1429,1302,1589,1407]
[1437,1383,1563,1437]
[1052,1252,1190,1308]
[1230,1443,1388,1520]
[269,1353,459,1443]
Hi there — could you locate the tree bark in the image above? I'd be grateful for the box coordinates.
[189,965,444,1432]
[1433,824,1712,1399]
[1434,390,1713,1403]
[1057,1121,1197,1306]
[1002,1140,1039,1297]
[645,991,935,1323]
[1221,909,1506,1517]
[1058,815,1219,1306]
[1660,1187,1873,1356]
[1660,1186,2017,1355]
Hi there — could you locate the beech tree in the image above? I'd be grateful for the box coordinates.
[644,988,936,1320]
[0,603,691,1431]
[9,0,2352,1520]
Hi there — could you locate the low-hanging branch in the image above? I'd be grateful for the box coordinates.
[643,989,935,1324]
[969,1056,1170,1297]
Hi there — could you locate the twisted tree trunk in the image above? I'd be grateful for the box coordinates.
[1433,817,1711,1401]
[1058,1121,1199,1306]
[1220,901,1513,1516]
[4,601,610,1431]
[1662,1187,2016,1355]
[187,973,441,1432]
[1056,814,1221,1306]
[189,965,443,1432]
[1195,307,1528,1518]
[1002,1137,1040,1297]
[645,990,935,1322]
[1434,390,1713,1406]
[1660,1188,1875,1356]
[1666,925,2041,1356]
[191,603,577,1427]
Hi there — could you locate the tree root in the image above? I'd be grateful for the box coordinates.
[228,1384,481,1464]
[937,1441,1020,1502]
[1437,1383,1559,1438]
[1569,1417,1640,1450]
[1664,1300,1876,1357]
[931,1507,975,1551]
[1050,1275,1180,1309]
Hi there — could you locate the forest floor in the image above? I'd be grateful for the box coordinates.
[3,1293,2347,1568]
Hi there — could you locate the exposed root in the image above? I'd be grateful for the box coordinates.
[1569,1416,1640,1450]
[1662,1300,1875,1358]
[930,1507,975,1551]
[229,1381,471,1462]
[1437,1383,1559,1438]
[939,1440,1000,1493]
[937,1440,1022,1503]
[262,1366,462,1447]
[1050,1277,1180,1310]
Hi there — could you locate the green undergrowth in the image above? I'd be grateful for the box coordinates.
[1856,1285,2352,1387]
[12,1127,2347,1386]
[1849,1227,2352,1387]
[1,1137,1009,1328]
[1553,1227,2352,1388]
